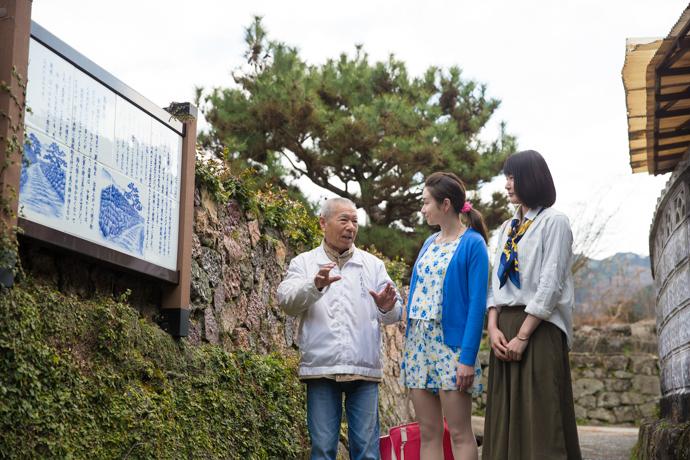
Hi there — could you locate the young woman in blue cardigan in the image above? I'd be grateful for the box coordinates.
[400,172,489,460]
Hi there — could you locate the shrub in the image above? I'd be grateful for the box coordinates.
[195,156,321,250]
[364,245,409,289]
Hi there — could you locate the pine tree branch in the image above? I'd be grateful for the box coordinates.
[277,128,363,202]
[278,150,309,177]
[278,145,356,201]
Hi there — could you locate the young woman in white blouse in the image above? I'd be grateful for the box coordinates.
[482,150,582,460]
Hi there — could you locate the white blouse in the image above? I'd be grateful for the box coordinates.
[487,206,575,348]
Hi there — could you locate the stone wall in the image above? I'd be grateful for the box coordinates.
[186,187,299,353]
[570,353,659,425]
[636,418,690,460]
[19,237,163,318]
[380,322,413,430]
[573,320,657,354]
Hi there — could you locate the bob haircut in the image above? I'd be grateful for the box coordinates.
[503,150,556,209]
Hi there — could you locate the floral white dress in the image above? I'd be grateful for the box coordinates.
[401,235,483,395]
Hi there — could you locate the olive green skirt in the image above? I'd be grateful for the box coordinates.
[482,306,582,460]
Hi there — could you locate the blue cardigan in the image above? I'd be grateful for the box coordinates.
[406,228,489,366]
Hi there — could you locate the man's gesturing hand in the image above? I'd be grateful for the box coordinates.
[369,283,397,312]
[314,262,342,290]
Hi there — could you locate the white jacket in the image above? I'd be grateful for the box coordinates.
[277,245,402,379]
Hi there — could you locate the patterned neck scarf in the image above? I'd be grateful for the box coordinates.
[497,208,543,289]
[323,241,355,269]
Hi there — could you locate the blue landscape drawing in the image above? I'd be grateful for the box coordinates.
[98,170,145,255]
[20,132,67,218]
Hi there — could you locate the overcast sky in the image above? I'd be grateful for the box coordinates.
[31,1,688,258]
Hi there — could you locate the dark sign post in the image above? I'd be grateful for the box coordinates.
[2,2,195,336]
[0,0,32,287]
[161,102,196,337]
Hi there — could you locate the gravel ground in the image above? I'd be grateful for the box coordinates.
[473,417,638,460]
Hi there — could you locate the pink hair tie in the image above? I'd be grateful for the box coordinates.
[461,201,473,214]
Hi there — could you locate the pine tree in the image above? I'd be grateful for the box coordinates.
[201,17,516,257]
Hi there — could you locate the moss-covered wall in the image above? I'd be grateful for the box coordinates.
[635,419,690,460]
[187,159,321,353]
[0,279,308,459]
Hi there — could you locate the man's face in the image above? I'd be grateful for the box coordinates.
[320,203,358,252]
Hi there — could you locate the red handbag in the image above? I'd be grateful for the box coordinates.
[380,434,393,460]
[380,420,455,460]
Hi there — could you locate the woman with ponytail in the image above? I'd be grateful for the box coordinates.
[400,171,489,460]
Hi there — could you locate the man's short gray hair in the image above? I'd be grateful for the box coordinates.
[320,197,357,219]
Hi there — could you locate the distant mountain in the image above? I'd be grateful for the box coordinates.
[573,252,654,323]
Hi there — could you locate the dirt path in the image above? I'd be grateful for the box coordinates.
[577,425,639,460]
[473,417,638,460]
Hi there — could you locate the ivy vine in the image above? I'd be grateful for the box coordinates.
[0,65,27,283]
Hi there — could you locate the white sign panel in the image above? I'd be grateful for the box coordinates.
[21,38,182,271]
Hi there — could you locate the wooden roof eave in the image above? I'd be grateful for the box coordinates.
[645,8,690,175]
[623,38,663,174]
[623,6,690,175]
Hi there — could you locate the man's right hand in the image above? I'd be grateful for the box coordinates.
[314,262,342,290]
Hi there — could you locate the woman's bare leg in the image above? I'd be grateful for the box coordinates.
[440,389,478,460]
[409,389,444,460]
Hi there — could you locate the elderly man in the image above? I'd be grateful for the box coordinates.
[277,197,402,460]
